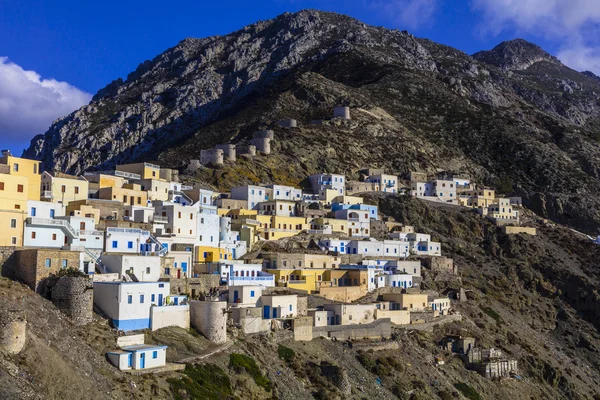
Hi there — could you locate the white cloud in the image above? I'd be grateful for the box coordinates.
[0,57,92,142]
[371,0,438,30]
[470,0,600,74]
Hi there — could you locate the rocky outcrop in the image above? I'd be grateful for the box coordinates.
[23,9,436,174]
[472,38,562,71]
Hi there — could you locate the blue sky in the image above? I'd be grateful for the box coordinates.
[2,0,600,154]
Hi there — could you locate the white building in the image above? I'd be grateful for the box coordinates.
[231,185,269,209]
[107,344,167,371]
[228,285,263,307]
[24,216,103,250]
[219,217,247,259]
[219,262,275,287]
[27,200,65,219]
[153,202,197,238]
[308,174,345,195]
[259,293,298,319]
[93,281,171,331]
[258,200,297,217]
[384,274,413,289]
[104,227,152,254]
[100,254,163,282]
[365,174,398,193]
[266,184,302,201]
[197,212,220,247]
[123,205,155,223]
[318,239,351,254]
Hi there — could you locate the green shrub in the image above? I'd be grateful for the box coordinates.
[167,363,233,400]
[480,305,504,326]
[454,382,482,400]
[278,345,296,363]
[229,353,272,392]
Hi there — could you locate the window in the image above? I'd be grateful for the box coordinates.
[74,186,79,194]
[250,290,255,297]
[31,231,36,239]
[178,212,181,218]
[17,184,23,193]
[127,295,133,304]
[140,294,145,303]
[349,315,352,320]
[33,164,37,174]
[52,233,57,241]
[13,163,18,172]
[112,241,118,248]
[10,219,16,228]
[190,213,193,220]
[146,267,150,274]
[61,185,66,193]
[289,304,292,311]
[158,283,164,288]
[45,258,51,268]
[50,209,55,218]
[11,237,16,245]
[127,241,133,249]
[152,350,158,359]
[31,207,36,217]
[137,197,141,205]
[62,259,68,268]
[0,182,3,190]
[151,294,156,302]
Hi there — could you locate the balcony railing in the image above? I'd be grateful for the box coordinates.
[348,218,361,222]
[41,190,53,199]
[152,215,168,223]
[107,227,149,235]
[288,279,307,284]
[230,276,274,281]
[26,217,78,237]
[80,230,104,236]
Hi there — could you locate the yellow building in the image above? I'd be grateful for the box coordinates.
[311,217,347,234]
[40,171,89,204]
[96,173,128,189]
[0,151,41,201]
[98,183,149,206]
[331,195,364,205]
[267,268,328,293]
[486,198,519,220]
[116,162,165,181]
[263,216,307,240]
[0,166,28,246]
[195,246,233,263]
[466,187,496,208]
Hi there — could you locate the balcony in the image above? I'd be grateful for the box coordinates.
[107,227,149,235]
[348,218,361,222]
[288,279,307,285]
[80,230,104,236]
[26,217,78,237]
[152,215,168,223]
[41,190,53,199]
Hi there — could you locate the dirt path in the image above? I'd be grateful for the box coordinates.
[176,340,234,364]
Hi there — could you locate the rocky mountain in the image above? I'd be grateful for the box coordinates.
[23,10,600,233]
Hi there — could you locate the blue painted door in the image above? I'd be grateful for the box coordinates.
[173,297,179,305]
[272,308,278,318]
[140,353,145,369]
[127,353,132,368]
[181,262,188,273]
[158,294,163,306]
[233,290,239,303]
[263,305,270,319]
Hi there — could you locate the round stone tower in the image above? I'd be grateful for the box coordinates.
[190,300,227,344]
[50,276,94,325]
[0,306,26,354]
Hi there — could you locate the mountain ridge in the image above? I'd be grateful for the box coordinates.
[22,9,600,233]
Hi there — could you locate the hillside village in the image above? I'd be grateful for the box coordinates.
[0,109,540,389]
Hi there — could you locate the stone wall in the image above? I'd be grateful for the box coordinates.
[237,145,256,156]
[503,226,537,235]
[292,316,313,341]
[200,149,224,165]
[318,286,365,302]
[49,276,94,325]
[168,275,220,297]
[12,249,82,293]
[297,296,308,316]
[215,144,236,161]
[423,257,457,274]
[313,318,391,340]
[190,300,227,343]
[251,137,271,154]
[0,246,19,278]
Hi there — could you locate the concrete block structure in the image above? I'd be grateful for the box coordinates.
[277,119,297,128]
[333,106,350,120]
[200,149,224,166]
[12,249,83,293]
[215,144,236,161]
[190,300,227,344]
[251,137,271,154]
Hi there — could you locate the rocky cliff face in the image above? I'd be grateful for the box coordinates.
[23,10,600,232]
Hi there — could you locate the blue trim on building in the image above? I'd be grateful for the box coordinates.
[112,318,151,331]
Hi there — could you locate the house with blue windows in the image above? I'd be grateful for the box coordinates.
[107,344,167,371]
[104,227,153,254]
[100,254,163,282]
[332,203,379,220]
[93,281,172,331]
